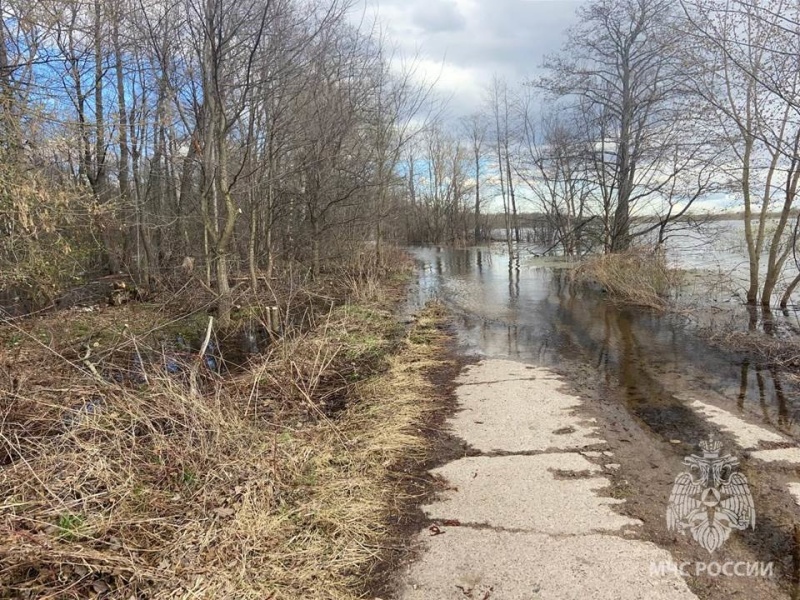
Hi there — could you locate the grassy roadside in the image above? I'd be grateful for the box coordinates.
[0,263,454,598]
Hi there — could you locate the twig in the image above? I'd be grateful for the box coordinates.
[81,344,104,383]
[198,316,214,358]
[130,335,149,386]
[189,316,214,397]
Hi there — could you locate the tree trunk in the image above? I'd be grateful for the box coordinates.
[0,0,20,158]
[93,0,120,273]
[742,137,758,304]
[311,213,320,278]
[113,15,130,212]
[216,252,232,327]
[474,147,481,243]
[214,130,238,328]
[780,272,800,309]
[248,187,258,291]
[762,144,800,307]
[503,141,519,244]
[265,152,276,279]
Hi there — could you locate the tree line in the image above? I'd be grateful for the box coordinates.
[0,0,430,324]
[2,0,799,315]
[405,0,800,308]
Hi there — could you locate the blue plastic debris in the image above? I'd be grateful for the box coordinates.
[165,356,182,374]
[203,341,219,372]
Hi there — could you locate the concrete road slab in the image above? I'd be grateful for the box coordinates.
[423,454,640,534]
[396,359,698,600]
[751,447,800,464]
[456,360,555,385]
[685,398,786,448]
[789,483,800,507]
[452,375,602,453]
[398,528,697,600]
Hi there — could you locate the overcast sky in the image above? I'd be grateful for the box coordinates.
[351,0,584,117]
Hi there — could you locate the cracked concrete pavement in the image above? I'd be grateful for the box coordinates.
[394,359,698,600]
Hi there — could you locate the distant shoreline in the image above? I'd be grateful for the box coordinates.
[481,211,799,225]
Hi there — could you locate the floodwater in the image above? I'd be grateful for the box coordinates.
[405,245,800,444]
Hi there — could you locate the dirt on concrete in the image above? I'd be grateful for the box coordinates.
[378,351,798,599]
[390,359,697,599]
[550,357,797,600]
[365,312,477,599]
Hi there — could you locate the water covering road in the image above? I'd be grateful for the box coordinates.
[399,245,800,599]
[406,245,800,443]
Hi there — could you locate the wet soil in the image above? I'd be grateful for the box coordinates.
[365,312,478,599]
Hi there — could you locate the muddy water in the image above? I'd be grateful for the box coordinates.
[406,245,800,446]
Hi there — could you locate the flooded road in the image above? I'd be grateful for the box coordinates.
[405,245,800,599]
[407,245,800,443]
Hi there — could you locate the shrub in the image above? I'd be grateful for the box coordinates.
[574,248,683,309]
[0,166,100,312]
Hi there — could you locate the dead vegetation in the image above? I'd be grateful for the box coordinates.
[573,248,683,309]
[577,248,800,379]
[701,327,800,371]
[0,257,451,599]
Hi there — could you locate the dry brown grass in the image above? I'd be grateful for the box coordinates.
[0,274,450,598]
[574,248,683,309]
[702,328,800,370]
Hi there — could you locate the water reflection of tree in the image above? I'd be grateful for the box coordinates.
[508,256,519,303]
[738,360,798,437]
[608,305,711,441]
[742,305,800,436]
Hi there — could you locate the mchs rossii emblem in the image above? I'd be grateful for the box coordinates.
[666,437,755,554]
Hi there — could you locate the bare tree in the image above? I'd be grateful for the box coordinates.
[487,75,517,254]
[681,0,800,306]
[538,0,702,253]
[517,106,593,256]
[0,0,451,314]
[462,113,488,243]
[406,122,471,244]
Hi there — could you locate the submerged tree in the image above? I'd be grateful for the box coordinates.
[517,106,593,256]
[461,113,488,244]
[537,0,707,253]
[681,0,800,306]
[487,76,519,252]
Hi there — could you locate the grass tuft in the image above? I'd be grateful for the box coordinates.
[574,248,683,309]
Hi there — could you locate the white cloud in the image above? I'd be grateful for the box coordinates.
[351,0,584,117]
